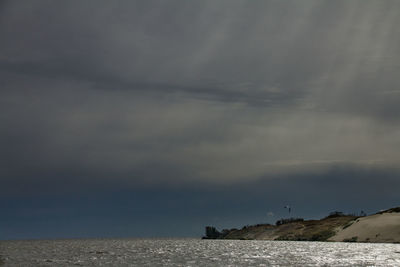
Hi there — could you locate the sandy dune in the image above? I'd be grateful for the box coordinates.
[329,213,400,243]
[207,208,400,243]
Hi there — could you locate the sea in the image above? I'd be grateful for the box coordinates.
[1,238,400,266]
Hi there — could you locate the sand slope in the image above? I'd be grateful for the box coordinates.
[329,213,400,243]
[222,216,357,241]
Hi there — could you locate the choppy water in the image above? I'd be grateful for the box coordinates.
[1,238,400,266]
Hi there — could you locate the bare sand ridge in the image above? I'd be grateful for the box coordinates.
[329,213,400,243]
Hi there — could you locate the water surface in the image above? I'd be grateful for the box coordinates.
[1,238,400,266]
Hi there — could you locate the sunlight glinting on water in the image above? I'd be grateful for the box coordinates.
[1,239,400,266]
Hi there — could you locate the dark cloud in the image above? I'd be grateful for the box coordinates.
[1,0,400,238]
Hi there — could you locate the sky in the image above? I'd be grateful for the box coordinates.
[1,0,400,240]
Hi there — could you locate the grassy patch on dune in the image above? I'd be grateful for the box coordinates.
[223,224,275,240]
[274,216,357,241]
[209,214,358,242]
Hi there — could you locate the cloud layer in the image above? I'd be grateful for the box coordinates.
[2,0,400,192]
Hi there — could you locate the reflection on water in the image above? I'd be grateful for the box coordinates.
[1,238,400,266]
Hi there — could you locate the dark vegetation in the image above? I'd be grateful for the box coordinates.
[343,236,358,242]
[342,220,355,229]
[275,218,304,226]
[275,229,335,242]
[325,210,366,219]
[325,211,345,218]
[309,230,335,241]
[203,226,222,239]
[203,226,239,239]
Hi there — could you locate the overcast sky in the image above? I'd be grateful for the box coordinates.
[1,0,400,239]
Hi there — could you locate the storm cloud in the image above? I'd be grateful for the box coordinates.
[1,1,400,190]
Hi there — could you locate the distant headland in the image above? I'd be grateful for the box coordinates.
[203,207,400,243]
